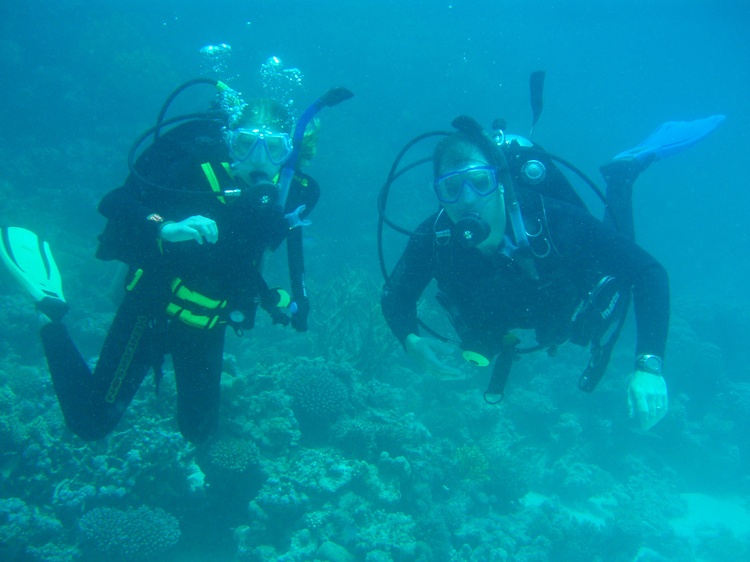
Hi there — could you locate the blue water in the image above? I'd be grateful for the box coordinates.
[1,1,748,561]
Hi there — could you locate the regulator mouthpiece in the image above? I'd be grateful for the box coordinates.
[453,214,490,248]
[247,172,279,210]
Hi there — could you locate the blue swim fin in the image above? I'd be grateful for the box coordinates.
[1,226,68,320]
[613,114,725,162]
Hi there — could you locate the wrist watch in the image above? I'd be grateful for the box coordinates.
[635,354,663,375]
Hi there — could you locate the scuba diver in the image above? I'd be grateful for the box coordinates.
[1,78,352,444]
[379,78,723,430]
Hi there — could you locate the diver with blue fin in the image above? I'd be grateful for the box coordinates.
[379,72,723,430]
[1,67,352,444]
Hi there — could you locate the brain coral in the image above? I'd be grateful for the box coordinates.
[287,359,349,426]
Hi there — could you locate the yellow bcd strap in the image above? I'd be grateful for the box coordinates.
[166,303,222,329]
[169,278,227,310]
[126,269,144,292]
[166,278,227,329]
[201,163,226,204]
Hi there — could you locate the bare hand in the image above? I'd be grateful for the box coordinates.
[160,216,218,245]
[627,370,668,430]
[405,334,464,380]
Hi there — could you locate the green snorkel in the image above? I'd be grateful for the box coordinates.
[278,87,353,224]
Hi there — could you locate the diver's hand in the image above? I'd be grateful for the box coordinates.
[405,334,463,380]
[627,370,668,430]
[160,216,218,244]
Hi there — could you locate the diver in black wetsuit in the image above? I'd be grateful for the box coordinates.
[39,94,320,444]
[381,118,671,430]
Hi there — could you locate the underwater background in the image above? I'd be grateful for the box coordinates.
[1,1,748,561]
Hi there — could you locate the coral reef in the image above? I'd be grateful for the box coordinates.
[1,9,746,561]
[1,108,746,561]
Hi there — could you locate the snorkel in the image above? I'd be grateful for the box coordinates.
[277,87,353,225]
[451,116,539,281]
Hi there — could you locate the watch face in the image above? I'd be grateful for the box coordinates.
[640,355,662,373]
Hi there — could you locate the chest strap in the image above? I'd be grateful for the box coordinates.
[200,162,235,204]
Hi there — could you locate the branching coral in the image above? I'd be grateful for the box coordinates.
[0,498,64,560]
[455,445,490,482]
[311,267,397,375]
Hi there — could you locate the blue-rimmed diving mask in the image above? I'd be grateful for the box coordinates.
[227,128,293,165]
[433,165,500,204]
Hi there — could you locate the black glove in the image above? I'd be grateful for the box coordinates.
[290,297,309,332]
[268,308,290,327]
[259,287,292,327]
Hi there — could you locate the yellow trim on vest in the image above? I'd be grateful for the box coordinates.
[166,278,227,329]
[169,278,227,310]
[201,162,226,204]
[126,269,144,292]
[166,303,222,329]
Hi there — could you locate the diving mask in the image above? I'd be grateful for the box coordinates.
[433,166,500,204]
[227,128,293,165]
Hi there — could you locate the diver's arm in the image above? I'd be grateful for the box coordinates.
[548,201,670,428]
[586,216,669,358]
[98,186,166,240]
[100,185,217,245]
[383,258,462,380]
[381,220,436,347]
[547,200,669,357]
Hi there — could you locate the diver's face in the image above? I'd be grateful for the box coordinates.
[227,124,292,184]
[436,154,506,242]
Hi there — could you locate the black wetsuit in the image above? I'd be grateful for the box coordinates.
[41,119,318,443]
[381,163,669,380]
